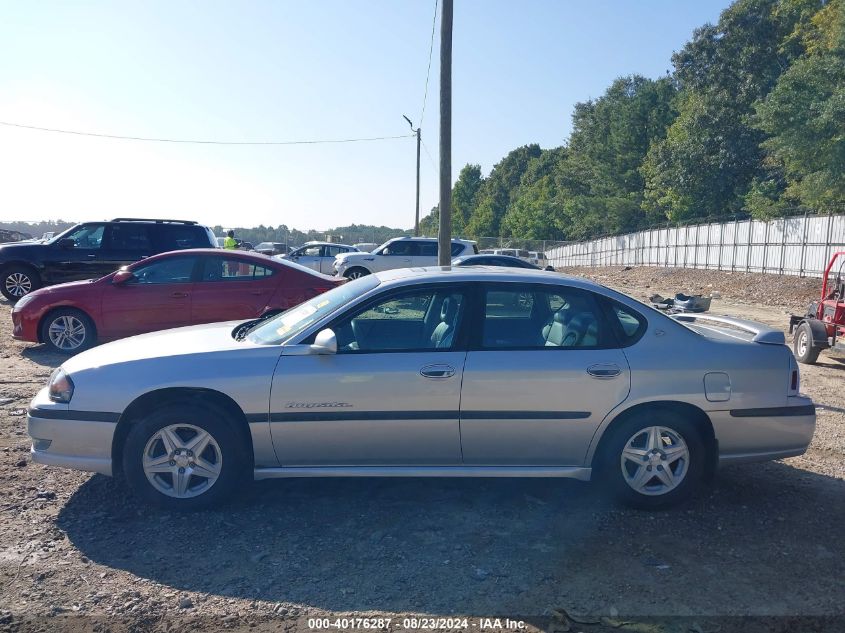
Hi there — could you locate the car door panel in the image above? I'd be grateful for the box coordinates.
[269,351,466,465]
[191,257,277,324]
[459,349,630,465]
[458,283,631,466]
[99,282,194,339]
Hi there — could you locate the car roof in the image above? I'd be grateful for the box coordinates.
[375,265,567,285]
[300,241,355,248]
[387,236,475,244]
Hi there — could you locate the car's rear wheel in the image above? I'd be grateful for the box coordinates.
[40,308,96,353]
[344,267,370,280]
[1,265,41,301]
[600,410,705,510]
[123,404,248,510]
[793,322,821,365]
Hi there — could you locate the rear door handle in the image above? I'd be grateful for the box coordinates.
[87,254,96,258]
[420,364,456,379]
[170,292,188,298]
[587,364,621,378]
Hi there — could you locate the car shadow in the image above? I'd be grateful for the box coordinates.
[21,345,71,368]
[56,462,845,616]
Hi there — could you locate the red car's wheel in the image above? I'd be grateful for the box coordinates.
[40,308,97,354]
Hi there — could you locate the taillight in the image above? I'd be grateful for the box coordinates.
[788,351,800,395]
[791,370,799,391]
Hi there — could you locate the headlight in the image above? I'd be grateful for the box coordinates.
[48,368,74,403]
[12,293,35,311]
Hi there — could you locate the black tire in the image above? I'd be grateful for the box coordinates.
[39,308,97,354]
[599,409,706,510]
[122,403,249,510]
[343,267,370,280]
[1,265,41,301]
[793,322,821,365]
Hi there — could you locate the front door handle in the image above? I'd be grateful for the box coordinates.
[420,364,456,379]
[170,292,188,298]
[587,364,621,378]
[87,254,96,258]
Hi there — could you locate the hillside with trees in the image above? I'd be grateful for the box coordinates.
[421,0,845,241]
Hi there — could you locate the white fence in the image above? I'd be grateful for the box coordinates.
[547,213,845,277]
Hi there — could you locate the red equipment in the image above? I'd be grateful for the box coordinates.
[789,251,845,364]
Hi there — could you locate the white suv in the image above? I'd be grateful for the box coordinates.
[333,237,477,279]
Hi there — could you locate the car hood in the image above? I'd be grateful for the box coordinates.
[335,251,374,263]
[0,241,43,260]
[29,277,102,297]
[62,320,259,372]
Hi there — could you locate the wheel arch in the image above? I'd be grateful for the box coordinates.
[37,305,97,345]
[344,265,372,278]
[588,400,717,481]
[112,387,254,475]
[797,318,829,348]
[0,260,45,274]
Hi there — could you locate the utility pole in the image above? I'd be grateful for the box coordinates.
[438,0,453,266]
[403,115,421,236]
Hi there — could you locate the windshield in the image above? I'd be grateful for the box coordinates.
[246,275,379,345]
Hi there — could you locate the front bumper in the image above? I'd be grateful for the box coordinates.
[712,396,816,465]
[27,388,116,476]
[10,306,39,342]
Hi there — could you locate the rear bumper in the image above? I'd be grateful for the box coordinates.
[712,397,816,465]
[27,390,116,476]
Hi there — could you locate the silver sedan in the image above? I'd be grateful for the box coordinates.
[27,267,815,510]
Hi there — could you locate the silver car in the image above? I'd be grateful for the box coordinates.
[27,267,815,510]
[279,242,358,275]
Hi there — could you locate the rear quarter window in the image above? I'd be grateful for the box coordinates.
[605,300,648,347]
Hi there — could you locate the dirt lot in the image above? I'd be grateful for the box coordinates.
[1,267,844,633]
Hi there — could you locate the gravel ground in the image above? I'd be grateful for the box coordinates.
[1,269,844,633]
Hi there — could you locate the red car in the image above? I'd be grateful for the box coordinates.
[11,249,343,353]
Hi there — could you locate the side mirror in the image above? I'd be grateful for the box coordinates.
[57,238,75,249]
[281,328,337,356]
[312,328,337,354]
[112,270,135,285]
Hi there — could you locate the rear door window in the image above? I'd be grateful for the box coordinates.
[155,226,210,250]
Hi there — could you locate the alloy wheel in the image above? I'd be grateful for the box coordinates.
[5,272,32,297]
[142,424,223,499]
[620,425,689,496]
[346,270,366,279]
[47,315,87,351]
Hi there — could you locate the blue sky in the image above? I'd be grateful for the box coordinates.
[0,0,731,231]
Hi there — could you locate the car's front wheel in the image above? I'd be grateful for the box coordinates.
[40,308,96,353]
[123,404,248,510]
[600,410,705,510]
[1,265,41,301]
[343,267,370,280]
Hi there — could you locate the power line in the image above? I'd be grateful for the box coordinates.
[421,137,437,171]
[0,120,414,146]
[418,0,439,128]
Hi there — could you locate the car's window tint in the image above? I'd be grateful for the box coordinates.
[485,290,533,319]
[108,224,152,251]
[63,224,105,249]
[302,246,322,257]
[418,242,438,257]
[334,288,465,352]
[481,286,607,349]
[156,226,208,250]
[324,245,346,257]
[384,241,414,256]
[450,243,464,257]
[609,302,647,346]
[129,257,196,285]
[201,258,275,281]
